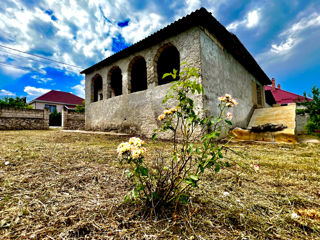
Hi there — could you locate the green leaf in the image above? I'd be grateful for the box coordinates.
[136,166,148,176]
[137,184,145,191]
[218,151,223,158]
[181,195,189,204]
[152,133,158,141]
[189,175,199,181]
[152,192,159,200]
[225,120,232,125]
[162,73,172,79]
[214,164,221,172]
[124,194,131,203]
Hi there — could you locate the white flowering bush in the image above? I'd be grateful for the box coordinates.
[117,63,239,214]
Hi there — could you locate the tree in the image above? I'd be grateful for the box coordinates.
[300,85,320,137]
[75,100,85,113]
[0,97,33,109]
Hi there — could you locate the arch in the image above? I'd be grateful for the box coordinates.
[155,44,180,85]
[107,66,122,98]
[91,74,103,102]
[128,56,147,93]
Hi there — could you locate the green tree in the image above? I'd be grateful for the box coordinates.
[300,85,320,137]
[0,97,33,109]
[75,100,85,113]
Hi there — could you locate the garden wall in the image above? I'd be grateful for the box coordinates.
[296,113,309,134]
[0,107,49,130]
[62,110,85,130]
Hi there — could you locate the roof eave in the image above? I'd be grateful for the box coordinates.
[80,8,271,85]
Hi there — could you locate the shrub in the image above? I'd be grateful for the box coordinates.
[117,64,239,215]
[300,86,320,137]
[75,100,85,113]
[0,97,33,109]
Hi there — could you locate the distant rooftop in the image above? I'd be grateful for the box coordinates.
[265,79,311,104]
[30,90,84,105]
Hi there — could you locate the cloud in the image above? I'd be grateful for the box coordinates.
[227,9,261,31]
[71,79,85,98]
[0,89,15,96]
[257,9,320,70]
[31,75,53,84]
[185,0,201,14]
[24,86,50,100]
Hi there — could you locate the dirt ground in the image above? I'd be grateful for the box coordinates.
[0,130,319,239]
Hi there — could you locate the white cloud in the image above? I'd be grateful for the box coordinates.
[0,89,15,96]
[71,79,85,98]
[270,37,298,55]
[24,86,50,100]
[31,75,53,84]
[258,10,320,67]
[227,9,261,31]
[246,10,260,28]
[185,0,201,14]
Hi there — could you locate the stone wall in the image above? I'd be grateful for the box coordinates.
[296,113,309,134]
[200,29,264,129]
[62,110,85,130]
[0,107,49,130]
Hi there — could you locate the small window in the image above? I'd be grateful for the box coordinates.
[45,104,56,113]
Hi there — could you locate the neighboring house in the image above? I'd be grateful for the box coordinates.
[81,8,271,137]
[29,90,84,113]
[265,78,311,106]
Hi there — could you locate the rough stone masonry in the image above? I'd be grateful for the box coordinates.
[0,107,49,130]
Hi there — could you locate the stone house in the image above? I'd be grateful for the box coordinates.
[81,8,271,137]
[29,90,84,113]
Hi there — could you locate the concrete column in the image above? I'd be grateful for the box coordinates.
[122,70,129,95]
[146,56,156,89]
[61,109,67,129]
[43,108,50,129]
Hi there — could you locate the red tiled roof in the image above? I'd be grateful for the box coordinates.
[32,90,84,105]
[264,86,311,104]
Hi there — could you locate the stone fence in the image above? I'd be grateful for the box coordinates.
[296,113,309,134]
[0,107,49,130]
[62,109,85,130]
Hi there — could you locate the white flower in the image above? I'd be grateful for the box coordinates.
[291,212,299,219]
[5,161,9,166]
[223,191,230,196]
[117,142,131,156]
[227,112,232,120]
[128,137,144,147]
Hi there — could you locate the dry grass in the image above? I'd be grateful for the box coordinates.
[0,130,320,239]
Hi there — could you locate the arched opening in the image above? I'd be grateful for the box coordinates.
[91,74,103,102]
[156,44,180,85]
[129,56,147,93]
[108,66,122,98]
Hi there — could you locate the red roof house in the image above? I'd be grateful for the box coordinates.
[29,90,84,113]
[264,78,311,105]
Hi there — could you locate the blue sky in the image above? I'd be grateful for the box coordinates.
[0,0,319,101]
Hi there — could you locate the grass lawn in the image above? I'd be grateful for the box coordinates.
[0,130,320,239]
